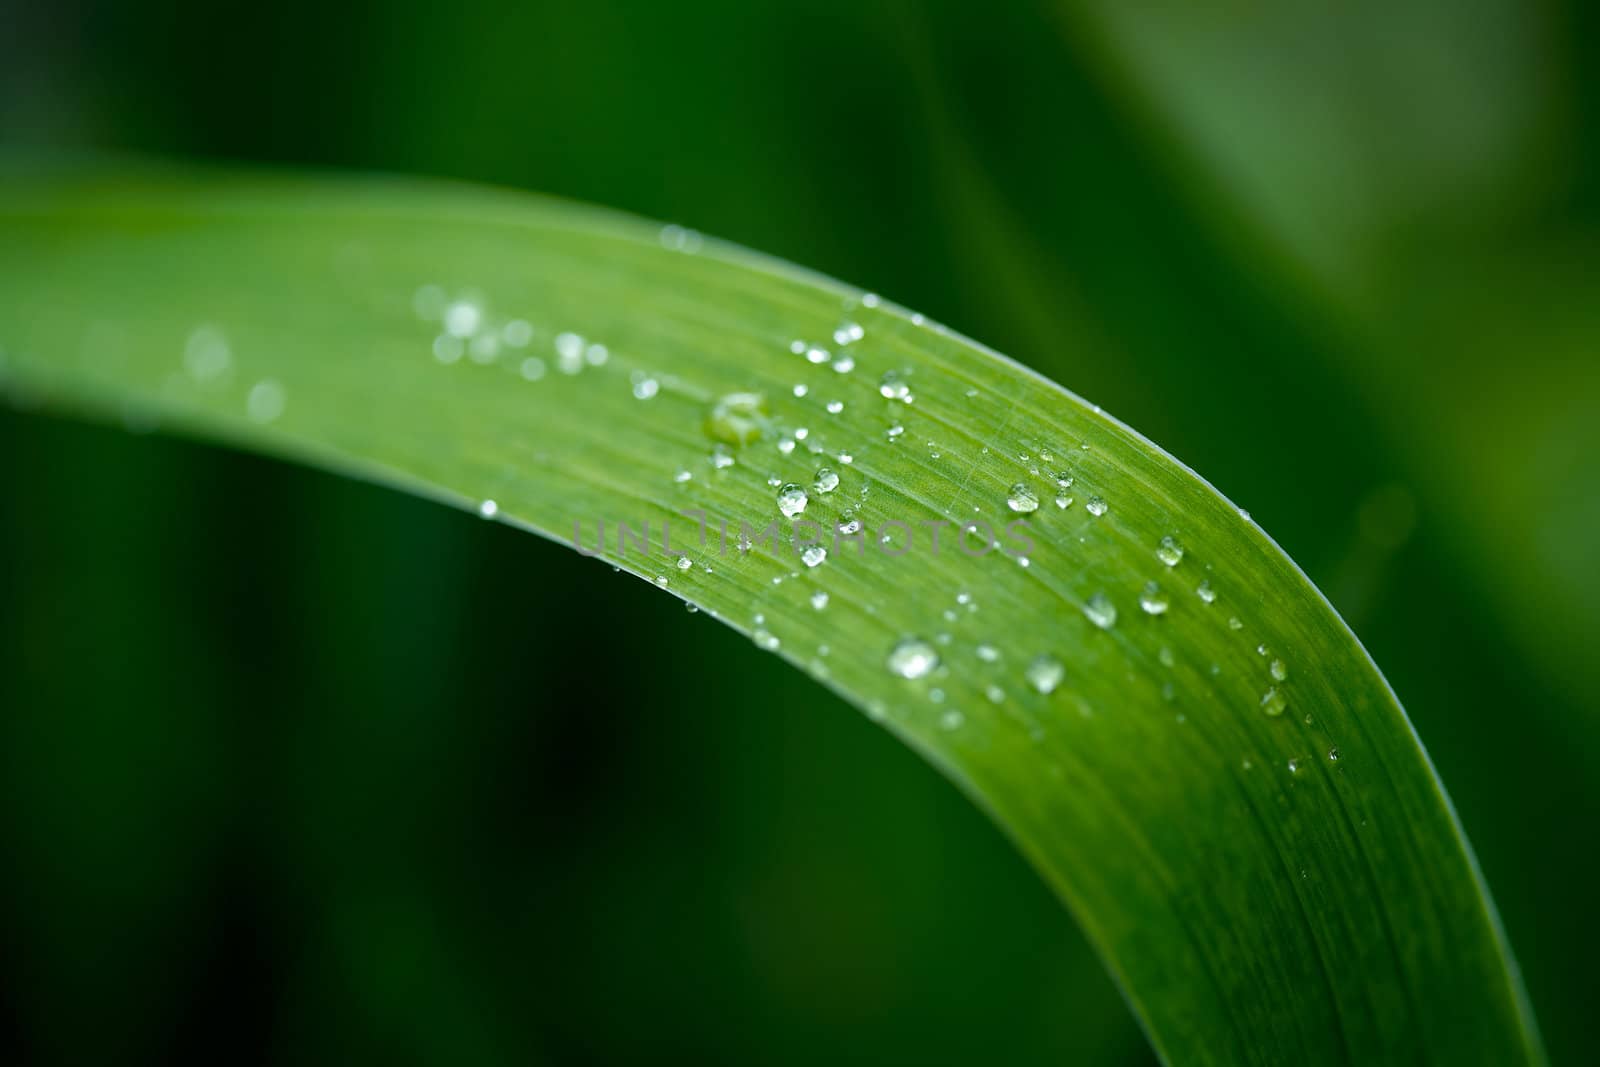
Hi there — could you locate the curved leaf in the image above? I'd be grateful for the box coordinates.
[0,163,1542,1065]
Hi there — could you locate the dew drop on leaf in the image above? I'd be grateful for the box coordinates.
[1007,483,1040,513]
[1083,593,1118,630]
[1025,655,1065,694]
[777,483,809,518]
[1156,535,1184,567]
[887,637,940,679]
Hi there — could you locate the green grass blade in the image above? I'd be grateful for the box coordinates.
[0,163,1542,1065]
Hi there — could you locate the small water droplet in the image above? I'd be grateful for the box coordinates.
[777,436,796,456]
[754,629,780,651]
[825,400,844,414]
[1196,580,1216,604]
[837,518,862,535]
[1287,758,1300,773]
[1139,582,1169,615]
[805,346,831,365]
[443,301,483,338]
[814,468,840,494]
[939,709,964,731]
[833,321,864,345]
[1025,655,1065,694]
[710,444,735,469]
[1054,494,1073,509]
[1158,646,1175,668]
[838,450,854,464]
[831,353,855,374]
[887,637,940,680]
[985,685,1005,704]
[1085,496,1108,517]
[502,319,533,347]
[1270,659,1288,682]
[810,591,829,610]
[777,483,809,518]
[1156,535,1184,567]
[478,499,499,519]
[555,332,585,374]
[673,468,692,484]
[676,555,694,571]
[246,379,286,423]
[1328,747,1341,762]
[976,644,1000,663]
[632,376,660,400]
[653,575,668,588]
[1053,472,1073,489]
[1260,687,1287,717]
[886,424,904,440]
[520,356,547,381]
[801,545,827,568]
[878,370,912,401]
[1083,593,1117,630]
[793,383,809,398]
[1228,616,1243,631]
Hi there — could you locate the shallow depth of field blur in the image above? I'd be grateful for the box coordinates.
[2,2,1598,1064]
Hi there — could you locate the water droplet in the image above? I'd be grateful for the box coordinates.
[1083,593,1117,630]
[710,444,735,469]
[1195,580,1216,604]
[792,383,808,398]
[1054,494,1073,509]
[1006,484,1040,513]
[777,436,796,456]
[246,379,286,423]
[805,346,831,365]
[181,325,233,383]
[976,644,1000,663]
[1270,659,1288,682]
[1287,758,1301,773]
[754,629,780,651]
[887,637,940,680]
[1085,496,1108,517]
[443,301,482,338]
[801,545,827,568]
[1260,687,1287,717]
[886,424,904,440]
[825,400,844,414]
[810,591,829,610]
[585,343,609,367]
[838,450,854,464]
[1156,535,1184,567]
[1228,616,1243,631]
[501,319,533,347]
[676,555,694,571]
[939,709,965,731]
[554,332,585,374]
[777,483,809,518]
[432,334,464,364]
[985,685,1005,704]
[837,518,862,535]
[833,321,864,345]
[1328,747,1341,762]
[1025,655,1065,694]
[814,467,840,494]
[520,356,547,381]
[1053,472,1073,489]
[673,468,692,484]
[735,533,754,554]
[654,575,669,588]
[632,376,660,400]
[1139,582,1169,615]
[706,392,768,445]
[1158,646,1175,668]
[878,370,912,401]
[478,499,499,519]
[862,293,880,308]
[831,353,855,374]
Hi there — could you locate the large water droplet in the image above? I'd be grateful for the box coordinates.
[777,483,809,518]
[1025,655,1065,694]
[801,545,827,568]
[1006,484,1040,513]
[1083,593,1117,630]
[887,637,940,680]
[706,392,768,446]
[1085,496,1108,517]
[1156,535,1184,567]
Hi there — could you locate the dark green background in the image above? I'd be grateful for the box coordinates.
[2,2,1597,1064]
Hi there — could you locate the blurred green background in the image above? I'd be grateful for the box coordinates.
[2,1,1597,1063]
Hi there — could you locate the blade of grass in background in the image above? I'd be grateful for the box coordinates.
[0,163,1544,1065]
